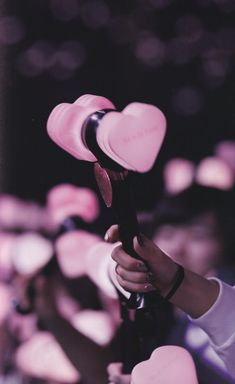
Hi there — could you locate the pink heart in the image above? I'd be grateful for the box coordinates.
[97,102,166,172]
[15,331,80,382]
[55,230,100,278]
[86,241,118,299]
[47,95,115,162]
[131,346,198,384]
[47,95,166,173]
[47,183,100,224]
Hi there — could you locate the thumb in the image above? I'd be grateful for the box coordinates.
[104,225,120,243]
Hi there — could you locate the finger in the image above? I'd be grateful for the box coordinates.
[116,265,150,284]
[133,234,163,263]
[117,274,154,293]
[111,245,148,272]
[104,225,120,243]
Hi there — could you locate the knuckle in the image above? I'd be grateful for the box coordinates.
[129,260,139,271]
[116,266,123,277]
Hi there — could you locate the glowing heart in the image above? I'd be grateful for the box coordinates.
[55,229,100,278]
[11,233,53,276]
[131,346,198,384]
[15,331,80,382]
[47,95,166,173]
[196,156,234,190]
[86,241,118,299]
[47,183,100,224]
[47,94,115,162]
[163,158,195,194]
[71,309,116,346]
[97,102,166,172]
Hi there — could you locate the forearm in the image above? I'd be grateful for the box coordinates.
[162,268,220,319]
[107,230,220,318]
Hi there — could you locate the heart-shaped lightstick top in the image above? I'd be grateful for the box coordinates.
[47,183,100,225]
[85,241,118,299]
[15,331,80,383]
[131,346,198,384]
[11,233,53,276]
[55,229,100,278]
[47,94,167,373]
[71,309,116,346]
[47,95,114,162]
[47,94,166,173]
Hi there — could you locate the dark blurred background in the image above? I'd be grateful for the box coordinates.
[1,0,235,210]
[0,2,235,383]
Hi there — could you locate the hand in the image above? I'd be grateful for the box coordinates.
[107,362,131,384]
[105,225,220,318]
[105,225,179,297]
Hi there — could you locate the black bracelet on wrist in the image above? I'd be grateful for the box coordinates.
[164,265,185,301]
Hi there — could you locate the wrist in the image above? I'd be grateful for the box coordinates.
[169,269,220,318]
[164,265,185,300]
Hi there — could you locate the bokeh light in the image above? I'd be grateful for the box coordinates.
[0,16,25,45]
[80,0,111,29]
[172,87,204,116]
[49,0,80,21]
[17,41,55,77]
[134,33,166,67]
[1,1,235,383]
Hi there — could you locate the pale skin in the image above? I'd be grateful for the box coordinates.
[105,225,220,320]
[105,225,220,383]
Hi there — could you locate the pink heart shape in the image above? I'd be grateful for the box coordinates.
[97,102,166,172]
[86,241,118,299]
[47,94,115,162]
[55,229,100,278]
[131,346,198,384]
[11,233,53,276]
[47,183,100,224]
[15,331,80,382]
[71,309,116,346]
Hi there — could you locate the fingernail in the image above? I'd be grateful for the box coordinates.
[104,232,109,242]
[144,283,153,291]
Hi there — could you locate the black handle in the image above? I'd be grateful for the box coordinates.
[111,175,148,310]
[94,163,159,372]
[111,173,160,311]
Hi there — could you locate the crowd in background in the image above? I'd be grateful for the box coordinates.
[0,140,235,384]
[0,2,235,382]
